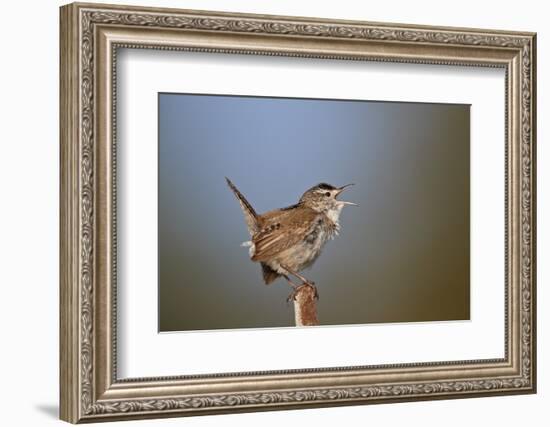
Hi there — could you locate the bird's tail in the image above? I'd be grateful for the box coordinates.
[225,177,260,236]
[260,262,280,285]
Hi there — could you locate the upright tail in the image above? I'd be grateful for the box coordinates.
[225,177,260,236]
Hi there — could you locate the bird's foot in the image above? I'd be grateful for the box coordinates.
[286,286,299,303]
[285,282,319,303]
[306,281,319,300]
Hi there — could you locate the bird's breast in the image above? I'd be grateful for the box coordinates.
[265,215,339,274]
[307,218,335,249]
[279,219,332,271]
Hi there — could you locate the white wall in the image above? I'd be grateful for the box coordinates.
[0,1,545,426]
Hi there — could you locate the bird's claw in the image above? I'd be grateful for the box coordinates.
[286,288,298,303]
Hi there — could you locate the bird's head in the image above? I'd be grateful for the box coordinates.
[299,183,357,214]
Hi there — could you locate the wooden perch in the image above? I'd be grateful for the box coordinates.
[293,285,319,326]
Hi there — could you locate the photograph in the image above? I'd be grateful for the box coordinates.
[158,93,470,331]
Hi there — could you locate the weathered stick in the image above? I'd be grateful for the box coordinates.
[293,285,319,326]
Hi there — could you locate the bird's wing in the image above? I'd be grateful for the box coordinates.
[251,209,319,262]
[225,177,259,236]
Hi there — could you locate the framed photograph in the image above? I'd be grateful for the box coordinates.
[60,2,537,423]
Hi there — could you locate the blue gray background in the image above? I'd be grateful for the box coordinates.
[158,93,470,332]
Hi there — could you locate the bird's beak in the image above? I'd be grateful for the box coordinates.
[336,184,358,206]
[338,183,355,191]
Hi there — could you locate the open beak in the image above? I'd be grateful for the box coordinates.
[336,183,358,206]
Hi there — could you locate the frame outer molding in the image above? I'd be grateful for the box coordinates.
[60,2,536,423]
[60,4,81,423]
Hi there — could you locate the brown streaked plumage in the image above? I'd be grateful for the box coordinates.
[226,178,356,299]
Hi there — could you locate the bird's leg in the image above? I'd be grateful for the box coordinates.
[283,274,300,288]
[280,264,319,300]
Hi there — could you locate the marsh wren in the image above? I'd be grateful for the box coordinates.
[226,178,356,300]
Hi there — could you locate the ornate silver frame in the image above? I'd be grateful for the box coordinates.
[60,2,537,423]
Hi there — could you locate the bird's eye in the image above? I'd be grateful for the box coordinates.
[325,192,331,197]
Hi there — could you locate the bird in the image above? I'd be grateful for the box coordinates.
[225,178,356,301]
